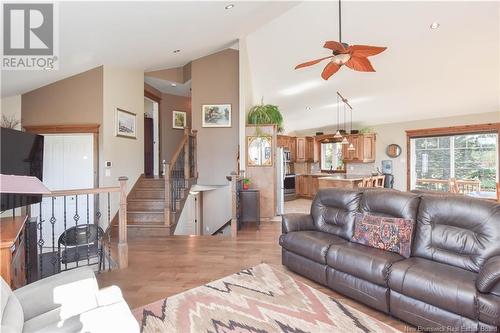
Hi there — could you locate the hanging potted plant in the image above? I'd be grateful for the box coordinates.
[247,98,284,133]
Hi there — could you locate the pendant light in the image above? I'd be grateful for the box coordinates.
[341,100,349,144]
[347,95,355,151]
[334,93,343,139]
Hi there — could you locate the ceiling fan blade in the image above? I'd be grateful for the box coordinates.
[349,45,387,58]
[295,56,333,69]
[323,41,347,53]
[321,62,341,80]
[345,57,376,72]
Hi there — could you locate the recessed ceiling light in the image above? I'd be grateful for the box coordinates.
[171,83,177,87]
[225,4,234,10]
[173,49,181,53]
[306,106,312,111]
[430,22,440,29]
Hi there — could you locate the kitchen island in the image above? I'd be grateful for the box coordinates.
[295,173,368,198]
[317,174,366,189]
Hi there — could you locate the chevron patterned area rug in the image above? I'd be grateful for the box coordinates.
[133,263,400,333]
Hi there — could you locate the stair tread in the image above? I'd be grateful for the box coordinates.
[127,210,163,214]
[128,198,164,202]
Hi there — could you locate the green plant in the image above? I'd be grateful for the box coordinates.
[242,178,251,185]
[247,98,284,133]
[359,127,375,134]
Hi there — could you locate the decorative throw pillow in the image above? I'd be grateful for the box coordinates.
[351,213,415,258]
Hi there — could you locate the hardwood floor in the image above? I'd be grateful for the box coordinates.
[97,199,408,331]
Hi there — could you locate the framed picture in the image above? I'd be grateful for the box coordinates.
[115,108,136,139]
[202,104,231,128]
[172,111,186,129]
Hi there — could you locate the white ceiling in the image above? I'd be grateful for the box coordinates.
[246,1,500,133]
[1,1,297,97]
[145,76,192,97]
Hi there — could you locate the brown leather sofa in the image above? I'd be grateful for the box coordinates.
[280,188,500,331]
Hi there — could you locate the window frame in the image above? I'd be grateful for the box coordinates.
[406,123,500,191]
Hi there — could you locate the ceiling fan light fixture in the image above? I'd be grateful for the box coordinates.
[332,53,351,65]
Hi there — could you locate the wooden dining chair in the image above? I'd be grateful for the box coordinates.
[375,175,385,188]
[361,177,372,188]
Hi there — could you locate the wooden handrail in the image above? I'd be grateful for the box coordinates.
[43,186,121,197]
[169,135,189,167]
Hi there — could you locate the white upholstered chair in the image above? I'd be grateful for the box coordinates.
[1,267,139,333]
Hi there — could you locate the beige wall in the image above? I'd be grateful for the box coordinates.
[371,111,500,191]
[191,49,239,185]
[1,95,22,130]
[22,67,103,126]
[160,93,191,163]
[245,125,277,218]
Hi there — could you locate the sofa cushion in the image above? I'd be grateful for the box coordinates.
[311,188,361,239]
[279,231,347,264]
[360,189,420,220]
[1,279,23,333]
[388,257,478,319]
[23,300,139,333]
[413,195,500,273]
[326,242,404,286]
[351,213,415,258]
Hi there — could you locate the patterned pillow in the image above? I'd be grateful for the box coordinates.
[351,213,415,258]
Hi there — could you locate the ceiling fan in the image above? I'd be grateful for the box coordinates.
[295,0,387,80]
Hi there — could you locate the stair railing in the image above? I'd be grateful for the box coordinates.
[32,177,128,281]
[163,129,197,227]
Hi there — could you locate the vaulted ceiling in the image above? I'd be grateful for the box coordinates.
[1,1,297,97]
[245,1,500,133]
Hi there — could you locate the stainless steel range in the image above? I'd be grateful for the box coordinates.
[284,173,296,201]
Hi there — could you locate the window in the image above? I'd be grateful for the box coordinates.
[321,142,343,171]
[410,132,498,192]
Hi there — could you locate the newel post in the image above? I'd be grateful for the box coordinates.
[164,163,171,226]
[118,176,128,269]
[230,174,238,238]
[192,130,198,179]
[184,128,190,183]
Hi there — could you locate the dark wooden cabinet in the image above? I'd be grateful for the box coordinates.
[289,137,297,162]
[342,133,376,163]
[296,138,306,162]
[0,216,28,289]
[306,137,315,162]
[239,189,260,226]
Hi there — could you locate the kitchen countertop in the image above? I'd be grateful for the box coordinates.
[317,174,369,181]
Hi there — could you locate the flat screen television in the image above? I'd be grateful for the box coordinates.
[1,128,44,212]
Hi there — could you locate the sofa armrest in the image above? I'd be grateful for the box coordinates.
[282,213,314,234]
[14,267,99,321]
[477,256,500,293]
[95,286,125,307]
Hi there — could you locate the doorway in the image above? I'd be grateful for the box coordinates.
[144,97,159,177]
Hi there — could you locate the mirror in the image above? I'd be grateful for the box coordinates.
[386,144,402,158]
[247,136,273,166]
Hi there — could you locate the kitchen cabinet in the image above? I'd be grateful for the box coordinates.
[289,137,297,162]
[296,138,306,162]
[342,133,376,163]
[296,175,320,199]
[306,137,315,162]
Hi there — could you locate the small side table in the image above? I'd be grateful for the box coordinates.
[239,189,260,228]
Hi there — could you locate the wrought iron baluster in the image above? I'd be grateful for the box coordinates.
[73,195,80,267]
[86,194,90,266]
[107,192,111,271]
[37,201,44,277]
[95,193,102,272]
[63,196,67,271]
[50,197,57,275]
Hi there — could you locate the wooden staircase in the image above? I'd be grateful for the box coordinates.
[112,129,197,238]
